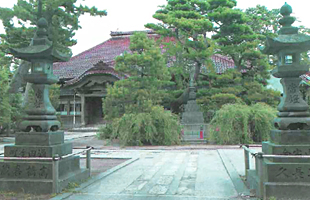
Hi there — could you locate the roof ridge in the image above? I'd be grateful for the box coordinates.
[110,30,155,37]
[71,38,113,60]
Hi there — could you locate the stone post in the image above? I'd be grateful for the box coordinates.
[247,3,310,199]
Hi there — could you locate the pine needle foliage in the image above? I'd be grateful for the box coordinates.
[210,103,276,144]
[101,32,181,146]
[0,68,12,131]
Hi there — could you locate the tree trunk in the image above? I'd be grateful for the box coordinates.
[170,87,190,113]
[9,61,30,93]
[193,63,201,83]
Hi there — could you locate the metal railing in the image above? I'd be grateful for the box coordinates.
[241,145,310,199]
[242,145,310,176]
[0,146,93,193]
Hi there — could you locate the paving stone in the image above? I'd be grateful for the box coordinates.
[124,181,148,194]
[59,149,248,199]
[156,176,174,185]
[148,185,169,195]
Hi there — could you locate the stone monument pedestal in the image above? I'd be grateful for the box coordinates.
[0,131,89,194]
[247,130,310,199]
[181,87,208,142]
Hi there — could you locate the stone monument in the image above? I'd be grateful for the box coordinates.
[0,2,89,194]
[247,3,310,199]
[181,71,207,142]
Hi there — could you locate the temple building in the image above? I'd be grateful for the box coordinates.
[53,31,236,129]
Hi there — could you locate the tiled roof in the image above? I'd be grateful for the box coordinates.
[211,54,235,73]
[54,31,236,82]
[54,37,130,79]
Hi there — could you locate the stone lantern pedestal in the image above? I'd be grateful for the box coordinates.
[247,3,310,199]
[0,9,89,194]
[0,131,89,194]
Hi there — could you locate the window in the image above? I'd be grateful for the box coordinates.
[69,103,81,115]
[285,55,293,64]
[57,104,67,115]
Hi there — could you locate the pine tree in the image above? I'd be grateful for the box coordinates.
[103,32,171,119]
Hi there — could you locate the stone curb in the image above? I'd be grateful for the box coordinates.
[50,156,139,200]
[217,149,251,198]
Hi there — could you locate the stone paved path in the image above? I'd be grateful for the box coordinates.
[62,149,255,200]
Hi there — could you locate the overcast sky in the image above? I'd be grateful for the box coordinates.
[1,0,310,56]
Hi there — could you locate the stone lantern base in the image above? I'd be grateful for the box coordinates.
[247,130,310,199]
[0,131,89,194]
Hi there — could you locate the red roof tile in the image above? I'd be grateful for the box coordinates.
[54,31,236,81]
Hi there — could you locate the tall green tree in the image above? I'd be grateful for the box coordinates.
[146,0,213,82]
[0,0,107,55]
[208,0,270,82]
[104,32,171,120]
[0,0,107,91]
[101,32,181,146]
[145,0,214,112]
[245,5,280,39]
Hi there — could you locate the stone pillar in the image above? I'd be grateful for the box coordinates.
[181,86,207,141]
[81,94,86,126]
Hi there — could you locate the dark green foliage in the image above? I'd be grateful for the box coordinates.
[0,68,23,134]
[0,0,107,57]
[211,93,243,108]
[197,93,244,122]
[208,0,271,83]
[196,69,280,122]
[0,68,12,133]
[102,32,181,146]
[146,0,214,112]
[98,106,181,146]
[249,103,277,142]
[103,32,171,121]
[245,5,280,39]
[97,124,114,140]
[210,103,277,144]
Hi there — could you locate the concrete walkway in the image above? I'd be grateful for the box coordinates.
[53,148,260,200]
[0,133,260,199]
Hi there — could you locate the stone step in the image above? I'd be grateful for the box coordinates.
[67,126,100,133]
[181,139,208,144]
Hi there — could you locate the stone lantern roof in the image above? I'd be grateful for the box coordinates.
[261,2,310,55]
[10,17,71,62]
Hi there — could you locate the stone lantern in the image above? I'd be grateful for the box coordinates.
[0,3,89,194]
[10,17,71,132]
[247,3,310,199]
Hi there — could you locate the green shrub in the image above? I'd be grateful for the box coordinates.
[210,103,276,144]
[99,106,181,146]
[249,103,277,142]
[197,93,244,123]
[97,124,115,140]
[211,93,244,109]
